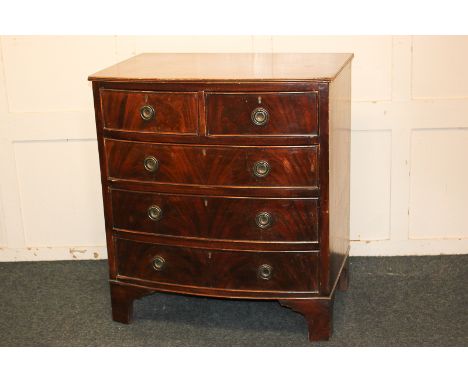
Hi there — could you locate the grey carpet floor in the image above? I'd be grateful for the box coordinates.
[0,255,466,346]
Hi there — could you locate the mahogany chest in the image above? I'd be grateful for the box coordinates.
[89,53,353,341]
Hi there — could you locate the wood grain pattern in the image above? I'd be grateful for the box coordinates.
[115,238,319,292]
[99,80,327,93]
[206,92,318,137]
[116,239,212,287]
[112,279,320,300]
[328,60,352,292]
[114,229,319,252]
[107,179,319,198]
[105,139,319,188]
[89,52,353,341]
[100,89,198,135]
[88,53,353,82]
[279,298,333,341]
[210,250,319,292]
[111,189,319,243]
[110,281,154,324]
[92,82,118,279]
[337,257,349,292]
[103,127,320,146]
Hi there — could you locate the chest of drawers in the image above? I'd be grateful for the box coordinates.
[89,53,353,341]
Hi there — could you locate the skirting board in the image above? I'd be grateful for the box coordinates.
[0,246,107,261]
[0,239,468,261]
[350,238,468,256]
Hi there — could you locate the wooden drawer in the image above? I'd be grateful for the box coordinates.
[105,139,318,188]
[205,92,318,137]
[209,250,319,292]
[115,238,319,292]
[115,239,211,287]
[111,190,319,243]
[100,90,198,135]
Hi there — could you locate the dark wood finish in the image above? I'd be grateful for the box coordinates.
[92,82,118,279]
[98,80,327,95]
[112,251,348,301]
[205,92,318,137]
[111,189,319,243]
[328,58,352,293]
[113,279,320,300]
[100,89,198,135]
[279,298,333,341]
[103,127,320,146]
[115,239,212,287]
[210,250,319,292]
[105,139,319,188]
[337,257,349,292]
[317,84,331,293]
[115,238,319,292]
[114,229,319,252]
[90,53,353,341]
[107,178,319,198]
[110,282,154,324]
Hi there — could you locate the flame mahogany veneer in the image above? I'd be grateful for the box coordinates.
[89,53,353,341]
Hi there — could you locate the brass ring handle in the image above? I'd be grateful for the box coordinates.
[147,205,163,221]
[255,211,273,229]
[258,264,273,280]
[144,156,159,173]
[251,107,269,126]
[253,160,270,178]
[152,256,165,271]
[140,105,155,121]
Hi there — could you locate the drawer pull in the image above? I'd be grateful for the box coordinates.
[251,107,269,126]
[255,211,273,229]
[152,256,165,271]
[258,264,273,280]
[140,105,155,121]
[253,160,270,178]
[147,205,163,221]
[143,156,159,173]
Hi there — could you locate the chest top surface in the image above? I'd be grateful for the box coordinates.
[88,53,353,82]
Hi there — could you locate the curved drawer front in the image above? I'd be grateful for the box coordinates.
[115,238,319,292]
[101,90,198,135]
[105,139,318,188]
[116,239,211,287]
[209,250,319,292]
[111,190,319,243]
[206,92,318,137]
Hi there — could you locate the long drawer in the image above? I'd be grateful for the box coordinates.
[115,238,319,292]
[111,189,319,243]
[105,139,318,188]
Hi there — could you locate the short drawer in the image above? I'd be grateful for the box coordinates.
[111,190,319,243]
[100,90,198,135]
[115,238,319,292]
[105,139,318,188]
[205,92,318,137]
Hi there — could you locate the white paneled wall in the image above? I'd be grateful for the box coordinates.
[0,35,467,261]
[14,140,104,246]
[409,129,468,239]
[350,130,391,241]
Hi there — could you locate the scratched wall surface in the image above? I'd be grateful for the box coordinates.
[0,36,467,260]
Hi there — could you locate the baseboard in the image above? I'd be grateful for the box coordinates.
[350,238,468,256]
[0,246,107,261]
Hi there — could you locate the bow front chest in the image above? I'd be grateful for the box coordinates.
[89,52,353,341]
